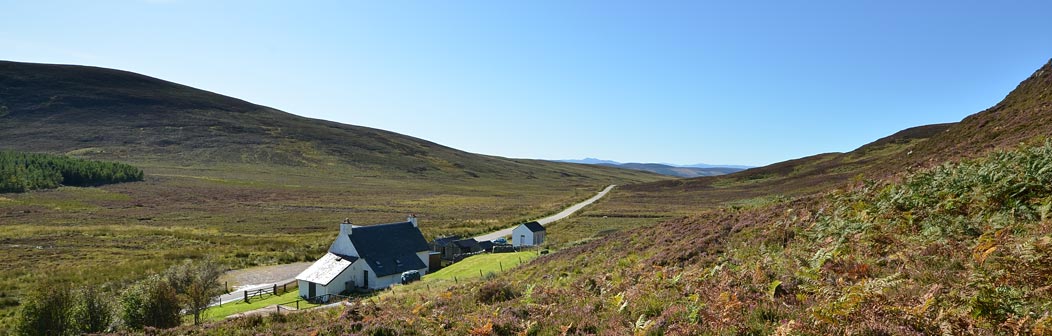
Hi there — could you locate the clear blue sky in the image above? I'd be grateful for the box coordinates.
[2,1,1051,166]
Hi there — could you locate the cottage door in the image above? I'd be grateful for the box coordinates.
[363,270,369,288]
[308,282,316,298]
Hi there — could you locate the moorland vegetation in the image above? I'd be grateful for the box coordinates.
[156,59,1052,334]
[0,60,667,330]
[157,141,1052,335]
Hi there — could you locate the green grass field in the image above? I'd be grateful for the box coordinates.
[200,290,318,322]
[426,251,538,281]
[377,251,540,301]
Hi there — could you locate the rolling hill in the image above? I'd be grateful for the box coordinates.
[557,159,747,178]
[611,58,1052,215]
[0,60,666,183]
[177,59,1052,334]
[0,61,670,330]
[598,162,744,178]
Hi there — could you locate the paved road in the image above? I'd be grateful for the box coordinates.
[474,185,615,241]
[211,185,615,307]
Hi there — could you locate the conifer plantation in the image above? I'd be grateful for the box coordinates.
[0,150,143,193]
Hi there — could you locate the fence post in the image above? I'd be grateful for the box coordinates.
[244,290,249,303]
[480,269,483,278]
[283,283,287,294]
[296,300,300,310]
[500,262,503,272]
[225,281,229,293]
[273,284,278,297]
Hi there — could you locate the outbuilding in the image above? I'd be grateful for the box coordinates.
[511,221,546,247]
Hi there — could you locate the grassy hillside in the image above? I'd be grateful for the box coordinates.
[0,60,665,183]
[163,143,1052,335]
[615,59,1052,216]
[170,59,1052,334]
[0,61,669,329]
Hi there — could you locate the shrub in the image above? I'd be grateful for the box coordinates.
[164,259,225,325]
[120,275,181,330]
[13,282,116,335]
[71,286,114,333]
[14,282,75,336]
[476,281,520,304]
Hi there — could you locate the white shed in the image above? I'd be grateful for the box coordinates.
[512,221,546,247]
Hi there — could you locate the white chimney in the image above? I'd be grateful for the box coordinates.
[340,218,354,236]
[408,214,418,227]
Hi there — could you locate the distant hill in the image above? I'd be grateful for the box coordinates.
[597,163,744,178]
[0,61,666,183]
[557,159,748,178]
[680,163,754,170]
[558,158,622,165]
[624,58,1052,206]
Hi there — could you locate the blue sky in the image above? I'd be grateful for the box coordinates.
[2,1,1051,166]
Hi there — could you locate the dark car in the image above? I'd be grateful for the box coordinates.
[400,270,421,284]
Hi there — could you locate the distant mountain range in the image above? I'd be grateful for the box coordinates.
[557,158,750,178]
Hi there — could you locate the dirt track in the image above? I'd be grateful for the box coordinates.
[222,262,313,288]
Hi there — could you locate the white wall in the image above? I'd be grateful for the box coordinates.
[328,223,360,257]
[513,225,545,246]
[370,267,429,289]
[512,225,529,247]
[299,280,335,298]
[298,280,311,298]
[299,259,368,298]
[416,251,430,275]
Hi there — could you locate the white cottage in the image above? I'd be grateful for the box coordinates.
[512,221,546,247]
[296,215,430,298]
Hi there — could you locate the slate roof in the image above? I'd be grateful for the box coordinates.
[295,252,358,285]
[453,238,481,250]
[349,221,429,277]
[432,235,461,247]
[521,221,545,232]
[478,240,495,251]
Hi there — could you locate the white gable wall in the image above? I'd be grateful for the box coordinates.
[512,225,527,246]
[299,259,373,299]
[512,225,546,246]
[370,265,429,289]
[416,251,430,275]
[328,223,360,257]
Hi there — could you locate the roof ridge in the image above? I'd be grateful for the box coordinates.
[353,221,413,230]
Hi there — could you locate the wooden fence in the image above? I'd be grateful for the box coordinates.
[243,282,292,303]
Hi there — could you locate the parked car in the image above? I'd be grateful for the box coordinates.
[400,270,421,284]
